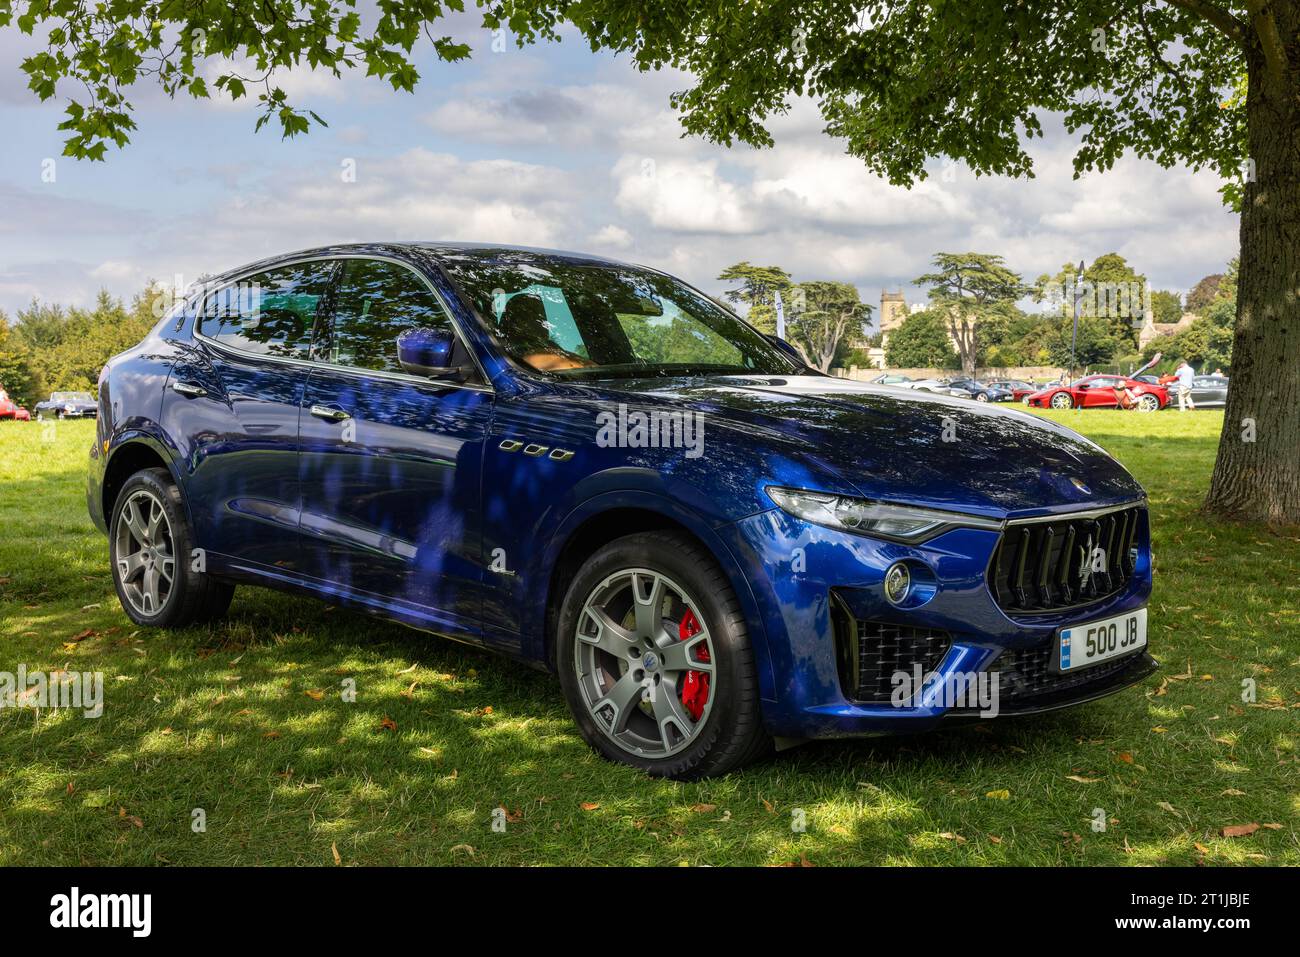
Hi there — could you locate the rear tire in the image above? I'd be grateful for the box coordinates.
[109,467,235,628]
[556,531,770,779]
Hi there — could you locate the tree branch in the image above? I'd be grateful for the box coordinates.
[1244,0,1292,88]
[1161,0,1247,43]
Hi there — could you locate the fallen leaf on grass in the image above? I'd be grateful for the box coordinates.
[1116,752,1134,764]
[1221,823,1259,838]
[938,832,967,844]
[263,731,281,740]
[395,663,417,675]
[988,835,1002,844]
[580,802,600,811]
[1220,788,1246,796]
[450,844,475,857]
[1157,801,1180,816]
[760,797,775,813]
[985,789,1011,800]
[691,803,716,813]
[378,717,398,733]
[500,806,523,823]
[331,842,342,865]
[1066,775,1101,784]
[118,808,143,828]
[1261,823,1283,830]
[304,689,325,700]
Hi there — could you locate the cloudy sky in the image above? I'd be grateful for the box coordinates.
[0,13,1239,327]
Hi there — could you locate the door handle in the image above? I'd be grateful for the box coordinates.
[171,381,207,398]
[310,404,352,422]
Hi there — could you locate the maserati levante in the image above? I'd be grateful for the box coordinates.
[88,243,1157,778]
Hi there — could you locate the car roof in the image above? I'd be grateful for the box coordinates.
[202,241,637,288]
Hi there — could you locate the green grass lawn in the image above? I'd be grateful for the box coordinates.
[1,411,1296,866]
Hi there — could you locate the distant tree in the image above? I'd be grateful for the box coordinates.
[1184,274,1225,315]
[914,253,1027,375]
[17,286,161,394]
[786,280,871,373]
[12,300,70,353]
[717,262,793,335]
[1036,254,1147,349]
[885,309,959,369]
[1151,290,1184,325]
[0,314,40,408]
[1045,317,1119,370]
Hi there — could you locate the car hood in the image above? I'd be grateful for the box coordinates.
[598,375,1143,518]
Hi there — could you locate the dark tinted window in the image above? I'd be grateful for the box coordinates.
[324,259,455,374]
[199,260,333,357]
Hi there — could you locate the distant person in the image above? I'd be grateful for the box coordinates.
[1213,367,1224,376]
[1173,359,1196,411]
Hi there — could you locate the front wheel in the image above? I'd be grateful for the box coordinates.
[1049,392,1074,409]
[1136,393,1160,412]
[109,467,234,627]
[975,392,989,402]
[556,531,770,779]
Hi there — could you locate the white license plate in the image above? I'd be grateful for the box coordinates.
[1058,608,1147,672]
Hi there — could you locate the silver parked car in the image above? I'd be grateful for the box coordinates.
[1188,375,1229,407]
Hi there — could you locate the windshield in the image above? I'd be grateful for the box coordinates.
[52,392,93,403]
[437,249,799,379]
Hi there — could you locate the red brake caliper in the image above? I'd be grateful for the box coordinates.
[678,607,710,721]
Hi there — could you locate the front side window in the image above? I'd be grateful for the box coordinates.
[323,258,459,375]
[438,249,798,380]
[199,260,333,358]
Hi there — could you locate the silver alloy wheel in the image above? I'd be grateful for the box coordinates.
[573,568,716,758]
[1137,393,1159,412]
[114,489,176,616]
[1050,392,1073,409]
[976,392,988,402]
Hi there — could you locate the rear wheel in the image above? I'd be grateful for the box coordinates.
[1136,393,1160,412]
[109,467,234,627]
[556,531,769,779]
[1050,391,1074,409]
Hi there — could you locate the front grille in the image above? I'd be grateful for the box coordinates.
[989,505,1142,613]
[990,643,1142,703]
[841,619,951,703]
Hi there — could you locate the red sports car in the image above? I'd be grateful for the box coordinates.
[0,389,28,420]
[1027,374,1168,411]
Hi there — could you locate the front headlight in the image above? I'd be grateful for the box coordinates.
[766,487,1002,543]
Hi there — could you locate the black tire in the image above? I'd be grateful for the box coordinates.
[109,467,235,627]
[556,531,770,780]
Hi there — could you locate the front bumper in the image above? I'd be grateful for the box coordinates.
[719,505,1156,740]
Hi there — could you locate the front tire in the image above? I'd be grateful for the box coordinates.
[1050,391,1074,409]
[109,467,234,627]
[975,392,989,402]
[556,531,770,779]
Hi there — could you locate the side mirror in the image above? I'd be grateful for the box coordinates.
[396,327,466,380]
[765,334,808,369]
[1076,382,1091,390]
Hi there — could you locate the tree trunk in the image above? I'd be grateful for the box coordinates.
[1205,40,1300,525]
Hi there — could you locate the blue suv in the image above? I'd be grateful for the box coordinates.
[89,243,1157,778]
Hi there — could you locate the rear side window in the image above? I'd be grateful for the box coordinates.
[322,258,459,375]
[199,260,334,358]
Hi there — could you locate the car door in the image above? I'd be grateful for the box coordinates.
[296,256,495,643]
[1082,377,1117,407]
[162,259,334,570]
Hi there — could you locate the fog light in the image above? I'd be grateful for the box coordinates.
[883,562,911,605]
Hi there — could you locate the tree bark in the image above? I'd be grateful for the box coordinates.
[1205,31,1300,525]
